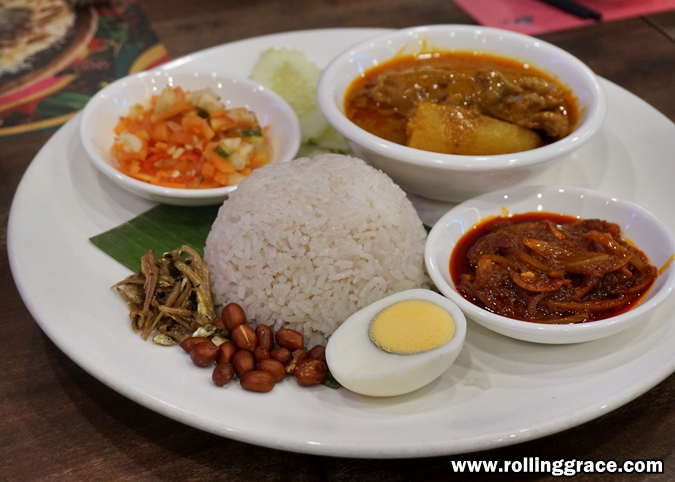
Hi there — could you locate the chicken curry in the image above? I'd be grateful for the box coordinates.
[344,52,579,156]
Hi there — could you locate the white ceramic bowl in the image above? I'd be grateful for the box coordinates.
[425,185,675,344]
[316,25,607,202]
[80,70,301,206]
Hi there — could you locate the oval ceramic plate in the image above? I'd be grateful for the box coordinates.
[9,29,675,458]
[425,185,675,344]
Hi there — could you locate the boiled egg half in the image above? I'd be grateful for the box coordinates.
[325,289,466,397]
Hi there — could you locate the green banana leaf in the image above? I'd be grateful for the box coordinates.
[90,204,220,272]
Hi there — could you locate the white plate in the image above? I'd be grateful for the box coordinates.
[9,28,675,459]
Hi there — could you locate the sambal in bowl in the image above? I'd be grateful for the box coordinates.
[425,185,675,344]
[316,25,607,202]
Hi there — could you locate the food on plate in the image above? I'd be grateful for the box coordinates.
[250,47,349,153]
[326,289,465,397]
[451,213,658,323]
[113,247,332,392]
[344,52,578,155]
[112,245,216,343]
[0,0,75,75]
[179,302,329,392]
[111,85,273,189]
[204,154,430,347]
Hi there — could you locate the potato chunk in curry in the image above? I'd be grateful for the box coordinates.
[407,103,542,155]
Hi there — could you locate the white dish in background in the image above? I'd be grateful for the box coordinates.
[9,29,675,459]
[317,25,606,202]
[79,70,301,206]
[425,185,675,344]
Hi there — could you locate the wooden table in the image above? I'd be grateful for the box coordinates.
[3,1,675,480]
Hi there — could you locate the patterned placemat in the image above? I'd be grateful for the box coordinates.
[0,0,170,138]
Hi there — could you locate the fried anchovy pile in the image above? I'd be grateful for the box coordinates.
[112,245,216,344]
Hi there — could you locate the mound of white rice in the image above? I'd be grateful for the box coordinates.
[204,154,429,347]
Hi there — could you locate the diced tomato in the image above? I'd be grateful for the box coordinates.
[151,122,170,142]
[182,151,201,165]
[150,100,192,123]
[124,119,144,135]
[141,152,166,174]
[212,157,235,174]
[182,115,215,140]
[210,116,236,132]
[201,162,216,179]
[111,85,272,189]
[168,130,195,145]
[213,171,229,185]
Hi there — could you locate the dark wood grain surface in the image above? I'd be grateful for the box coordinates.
[3,2,675,480]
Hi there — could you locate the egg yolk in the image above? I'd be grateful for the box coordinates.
[368,299,455,355]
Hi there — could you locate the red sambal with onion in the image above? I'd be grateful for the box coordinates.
[450,212,658,324]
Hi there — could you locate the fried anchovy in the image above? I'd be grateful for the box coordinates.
[112,245,217,344]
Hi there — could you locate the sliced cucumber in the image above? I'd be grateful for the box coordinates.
[250,47,352,158]
[250,48,326,143]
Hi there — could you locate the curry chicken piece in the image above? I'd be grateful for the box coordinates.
[474,70,571,140]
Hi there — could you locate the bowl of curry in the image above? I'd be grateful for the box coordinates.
[425,185,675,344]
[316,25,607,202]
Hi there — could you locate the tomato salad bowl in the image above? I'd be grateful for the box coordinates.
[80,69,301,206]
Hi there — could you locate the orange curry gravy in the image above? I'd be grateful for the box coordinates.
[449,213,658,324]
[344,51,579,148]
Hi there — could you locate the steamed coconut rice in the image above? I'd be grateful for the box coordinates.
[203,154,429,347]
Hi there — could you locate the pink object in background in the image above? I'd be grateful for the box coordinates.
[454,0,675,35]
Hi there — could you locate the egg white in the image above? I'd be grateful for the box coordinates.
[325,288,466,397]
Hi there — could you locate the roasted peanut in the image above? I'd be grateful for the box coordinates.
[222,302,247,331]
[255,324,274,351]
[253,346,269,362]
[256,358,287,382]
[212,363,235,386]
[287,348,308,374]
[217,341,237,365]
[240,370,275,392]
[213,316,225,331]
[231,324,257,351]
[308,345,326,362]
[270,347,292,366]
[232,349,255,377]
[179,336,210,353]
[293,359,328,386]
[189,340,219,367]
[293,348,308,363]
[275,328,304,350]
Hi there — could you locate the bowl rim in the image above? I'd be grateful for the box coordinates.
[79,69,301,201]
[316,24,607,172]
[424,185,675,343]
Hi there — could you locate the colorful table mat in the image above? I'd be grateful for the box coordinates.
[0,0,170,139]
[454,0,675,35]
